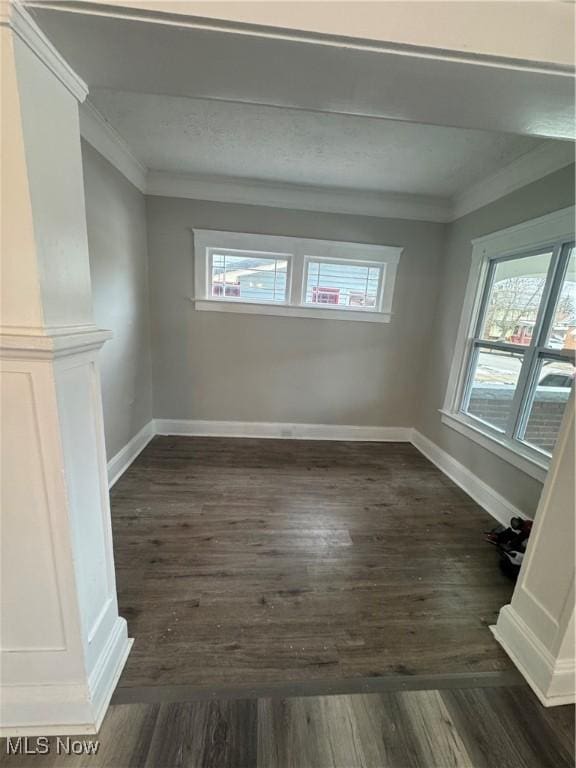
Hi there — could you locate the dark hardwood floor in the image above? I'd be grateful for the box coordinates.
[110,436,515,689]
[2,686,573,767]
[7,439,570,767]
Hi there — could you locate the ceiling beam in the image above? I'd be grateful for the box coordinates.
[26,3,576,139]
[24,1,576,73]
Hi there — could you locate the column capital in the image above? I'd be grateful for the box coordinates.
[0,327,112,360]
[0,1,88,102]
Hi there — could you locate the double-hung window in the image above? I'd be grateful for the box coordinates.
[443,207,575,478]
[193,230,402,323]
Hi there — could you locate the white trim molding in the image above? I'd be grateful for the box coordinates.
[0,328,112,360]
[193,228,402,323]
[76,99,574,222]
[452,142,575,221]
[470,204,576,258]
[103,420,412,488]
[192,298,393,323]
[0,327,132,736]
[103,420,532,528]
[493,393,575,707]
[442,205,575,481]
[492,606,575,707]
[411,429,528,526]
[440,411,548,483]
[22,0,575,76]
[1,1,88,102]
[80,101,147,193]
[1,620,132,736]
[148,171,451,222]
[107,420,155,488]
[155,418,412,443]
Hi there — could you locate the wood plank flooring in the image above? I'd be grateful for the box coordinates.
[2,686,573,767]
[110,437,515,689]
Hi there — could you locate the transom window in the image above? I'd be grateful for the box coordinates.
[444,207,575,474]
[194,230,401,323]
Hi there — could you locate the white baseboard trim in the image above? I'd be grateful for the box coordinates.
[0,620,132,736]
[106,421,529,530]
[411,429,526,526]
[492,606,575,707]
[154,418,412,442]
[89,617,133,733]
[107,421,155,488]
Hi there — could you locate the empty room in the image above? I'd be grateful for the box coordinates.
[1,1,575,765]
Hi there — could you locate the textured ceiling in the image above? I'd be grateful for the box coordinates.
[90,89,541,197]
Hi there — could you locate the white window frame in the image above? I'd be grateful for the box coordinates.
[193,229,402,323]
[442,206,575,482]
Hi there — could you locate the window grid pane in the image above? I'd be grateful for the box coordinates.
[304,260,381,309]
[463,347,524,432]
[479,251,553,345]
[211,252,288,303]
[519,356,575,454]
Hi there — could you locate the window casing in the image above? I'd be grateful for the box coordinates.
[193,230,401,323]
[443,207,575,479]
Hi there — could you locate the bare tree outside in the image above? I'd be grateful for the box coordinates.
[484,276,546,342]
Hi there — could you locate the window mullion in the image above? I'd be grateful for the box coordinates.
[503,242,563,439]
[506,346,536,439]
[289,250,305,306]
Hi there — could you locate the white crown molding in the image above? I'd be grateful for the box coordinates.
[79,101,574,223]
[147,171,452,222]
[451,141,575,221]
[80,101,147,192]
[1,1,88,102]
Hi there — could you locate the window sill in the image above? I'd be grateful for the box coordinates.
[192,299,392,323]
[440,409,549,483]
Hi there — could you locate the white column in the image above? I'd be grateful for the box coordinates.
[0,3,131,735]
[493,391,575,706]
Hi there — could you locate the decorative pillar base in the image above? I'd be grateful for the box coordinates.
[1,330,132,735]
[492,607,575,707]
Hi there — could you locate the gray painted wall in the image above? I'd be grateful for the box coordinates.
[416,164,575,517]
[146,197,446,427]
[82,150,573,517]
[82,141,153,459]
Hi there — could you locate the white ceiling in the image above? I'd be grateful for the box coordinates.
[90,88,542,198]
